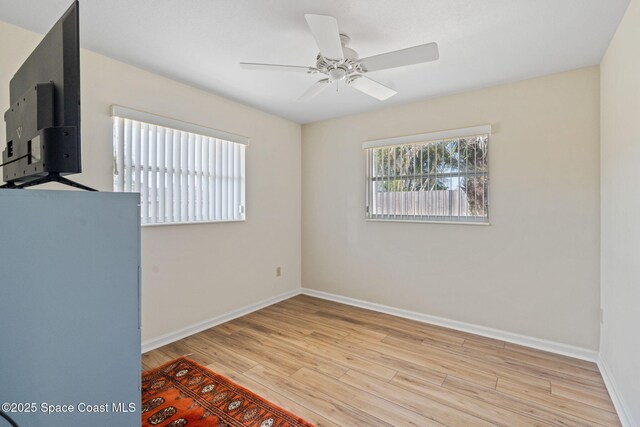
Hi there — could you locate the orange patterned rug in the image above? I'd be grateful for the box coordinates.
[141,357,316,427]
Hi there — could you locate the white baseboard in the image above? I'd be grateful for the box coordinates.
[598,359,635,427]
[300,288,599,362]
[141,288,301,353]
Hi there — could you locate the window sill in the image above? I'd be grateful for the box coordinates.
[365,218,490,226]
[142,219,245,227]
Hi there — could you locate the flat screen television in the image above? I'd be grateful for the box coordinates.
[1,1,94,191]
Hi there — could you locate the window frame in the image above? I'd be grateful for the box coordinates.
[111,105,249,226]
[364,125,490,225]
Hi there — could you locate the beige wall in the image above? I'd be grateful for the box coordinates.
[0,21,302,343]
[302,67,601,350]
[600,0,640,423]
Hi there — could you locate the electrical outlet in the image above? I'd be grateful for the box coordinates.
[276,267,282,277]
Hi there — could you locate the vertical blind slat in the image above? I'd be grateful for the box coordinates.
[148,125,157,223]
[227,141,233,220]
[240,145,246,219]
[202,136,209,221]
[233,143,240,220]
[133,120,141,193]
[172,130,180,222]
[187,133,195,222]
[123,120,130,190]
[165,129,174,224]
[180,132,188,222]
[221,141,228,221]
[194,134,202,222]
[208,137,215,220]
[231,143,236,220]
[157,126,166,223]
[123,119,132,191]
[215,139,222,220]
[365,147,369,216]
[140,123,149,223]
[115,118,125,192]
[200,136,206,221]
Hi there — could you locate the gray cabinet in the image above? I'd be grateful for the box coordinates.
[0,190,141,426]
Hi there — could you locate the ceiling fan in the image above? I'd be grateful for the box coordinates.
[240,14,439,101]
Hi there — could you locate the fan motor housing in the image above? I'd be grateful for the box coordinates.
[316,33,359,80]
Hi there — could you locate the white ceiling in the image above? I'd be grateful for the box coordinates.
[0,0,630,124]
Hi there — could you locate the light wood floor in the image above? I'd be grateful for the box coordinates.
[143,295,620,426]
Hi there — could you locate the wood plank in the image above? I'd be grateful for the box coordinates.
[461,339,603,381]
[496,378,621,426]
[391,332,599,390]
[245,364,396,427]
[294,295,504,347]
[201,329,300,376]
[391,333,597,392]
[387,335,553,391]
[291,367,447,426]
[234,329,349,379]
[277,296,328,313]
[310,307,463,347]
[462,336,506,350]
[203,360,339,427]
[210,322,244,336]
[550,381,616,413]
[303,311,389,342]
[443,375,605,427]
[258,305,350,339]
[242,311,314,338]
[504,342,600,372]
[180,334,259,373]
[310,306,466,347]
[434,337,605,393]
[389,372,548,427]
[307,332,448,386]
[142,349,174,371]
[268,332,398,381]
[343,369,536,427]
[253,306,388,342]
[342,333,499,388]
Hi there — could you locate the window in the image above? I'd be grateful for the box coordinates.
[364,125,489,223]
[111,105,248,225]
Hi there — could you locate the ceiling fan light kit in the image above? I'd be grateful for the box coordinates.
[240,14,439,102]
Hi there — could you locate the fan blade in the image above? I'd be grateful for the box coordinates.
[240,62,317,73]
[298,79,330,101]
[348,76,397,100]
[358,42,439,73]
[304,14,344,61]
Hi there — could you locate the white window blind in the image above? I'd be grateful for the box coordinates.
[111,106,247,225]
[364,125,490,224]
